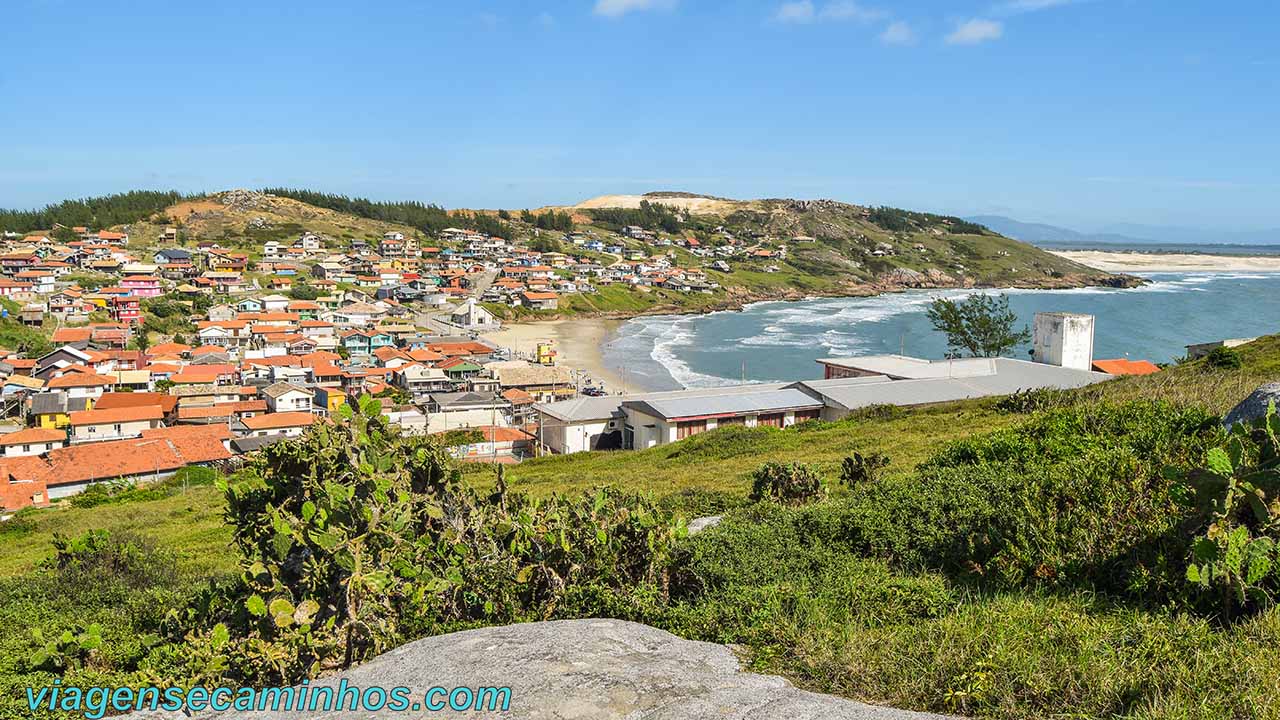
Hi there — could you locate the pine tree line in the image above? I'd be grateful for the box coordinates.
[0,190,189,233]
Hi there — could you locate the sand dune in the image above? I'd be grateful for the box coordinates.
[1051,250,1280,273]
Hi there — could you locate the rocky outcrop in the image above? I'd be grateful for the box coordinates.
[123,620,954,719]
[1224,383,1280,426]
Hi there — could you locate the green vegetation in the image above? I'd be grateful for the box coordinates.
[0,318,52,356]
[928,293,1031,358]
[867,206,991,235]
[747,461,826,505]
[260,188,513,239]
[0,190,188,233]
[587,200,684,234]
[8,389,1280,718]
[520,209,574,232]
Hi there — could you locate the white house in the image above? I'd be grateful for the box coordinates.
[262,382,313,413]
[0,428,66,457]
[67,406,164,444]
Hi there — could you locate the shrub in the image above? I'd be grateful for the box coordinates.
[169,397,682,683]
[748,462,827,506]
[839,451,889,487]
[1205,346,1243,370]
[1172,402,1280,617]
[843,402,1220,597]
[995,387,1079,414]
[48,530,176,592]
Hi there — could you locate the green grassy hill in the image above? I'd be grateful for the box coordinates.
[4,188,1134,321]
[4,336,1280,719]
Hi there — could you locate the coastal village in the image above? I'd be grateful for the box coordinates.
[0,196,1211,516]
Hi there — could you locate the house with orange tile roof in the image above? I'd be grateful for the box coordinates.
[440,425,535,463]
[0,427,66,458]
[35,424,233,500]
[237,410,316,438]
[45,372,115,402]
[176,400,267,425]
[519,291,559,310]
[94,391,179,417]
[68,405,164,444]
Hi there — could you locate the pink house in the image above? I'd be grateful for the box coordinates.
[121,275,162,298]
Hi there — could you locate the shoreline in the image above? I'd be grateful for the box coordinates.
[1051,250,1280,273]
[481,319,634,395]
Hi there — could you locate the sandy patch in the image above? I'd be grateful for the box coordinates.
[482,319,628,394]
[1051,250,1280,273]
[563,194,746,215]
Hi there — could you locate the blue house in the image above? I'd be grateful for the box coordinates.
[341,329,395,356]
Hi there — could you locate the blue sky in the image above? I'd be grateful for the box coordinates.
[2,0,1276,231]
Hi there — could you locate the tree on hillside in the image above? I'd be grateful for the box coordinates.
[927,293,1029,358]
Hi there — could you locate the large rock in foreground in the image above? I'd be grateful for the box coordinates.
[125,619,953,719]
[1224,383,1280,427]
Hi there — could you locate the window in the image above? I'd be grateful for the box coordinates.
[676,420,707,440]
[717,416,746,427]
[758,413,785,428]
[21,444,29,453]
[795,409,821,422]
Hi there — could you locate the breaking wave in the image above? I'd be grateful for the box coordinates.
[606,271,1280,389]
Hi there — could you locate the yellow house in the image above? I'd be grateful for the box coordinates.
[326,392,346,413]
[32,395,92,429]
[37,410,70,430]
[535,342,557,366]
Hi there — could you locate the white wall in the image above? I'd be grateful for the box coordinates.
[1033,313,1094,371]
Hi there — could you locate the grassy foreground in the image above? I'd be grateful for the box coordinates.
[3,340,1280,718]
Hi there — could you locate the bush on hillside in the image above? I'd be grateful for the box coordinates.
[839,451,889,487]
[1204,346,1244,370]
[842,402,1220,597]
[1173,402,1280,618]
[748,462,827,506]
[166,397,681,683]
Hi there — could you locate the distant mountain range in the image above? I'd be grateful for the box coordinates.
[967,215,1280,247]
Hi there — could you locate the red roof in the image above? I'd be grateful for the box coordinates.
[0,428,65,447]
[37,425,232,486]
[1091,359,1161,376]
[51,328,93,343]
[93,392,178,415]
[501,389,535,405]
[47,373,114,389]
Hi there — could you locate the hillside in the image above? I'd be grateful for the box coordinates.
[557,192,1134,295]
[2,188,1136,321]
[5,337,1280,719]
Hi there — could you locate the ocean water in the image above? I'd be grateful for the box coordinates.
[601,272,1280,392]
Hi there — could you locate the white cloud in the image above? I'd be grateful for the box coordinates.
[776,0,886,24]
[776,0,816,23]
[594,0,674,18]
[820,1,887,22]
[995,0,1077,13]
[946,18,1004,45]
[879,20,916,46]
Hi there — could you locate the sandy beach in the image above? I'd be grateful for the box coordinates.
[482,318,631,394]
[1052,250,1280,273]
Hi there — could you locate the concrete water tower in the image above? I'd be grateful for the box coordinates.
[1032,312,1095,370]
